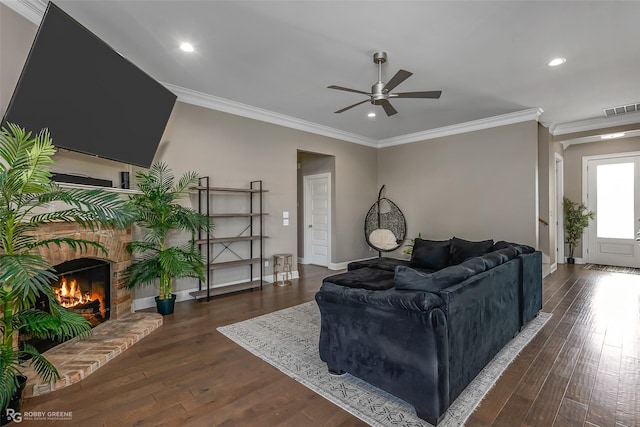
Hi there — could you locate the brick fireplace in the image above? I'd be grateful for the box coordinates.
[23,222,164,398]
[32,222,132,319]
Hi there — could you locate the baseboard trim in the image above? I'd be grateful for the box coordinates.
[550,263,558,274]
[132,271,300,310]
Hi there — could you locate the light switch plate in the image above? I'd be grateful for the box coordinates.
[283,211,289,219]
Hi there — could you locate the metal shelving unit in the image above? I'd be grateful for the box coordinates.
[190,178,267,301]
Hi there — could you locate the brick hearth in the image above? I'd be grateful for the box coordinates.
[23,313,163,397]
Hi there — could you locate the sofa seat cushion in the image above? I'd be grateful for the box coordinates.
[449,237,494,265]
[324,267,395,291]
[410,238,450,270]
[347,257,410,272]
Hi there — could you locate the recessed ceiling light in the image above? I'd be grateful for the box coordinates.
[180,42,194,53]
[601,132,626,140]
[367,112,376,118]
[548,57,566,67]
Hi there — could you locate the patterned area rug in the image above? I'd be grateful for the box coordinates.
[218,302,551,427]
[583,263,640,275]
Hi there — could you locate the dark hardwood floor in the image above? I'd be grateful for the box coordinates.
[24,264,639,426]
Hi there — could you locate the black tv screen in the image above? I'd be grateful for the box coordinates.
[2,2,176,168]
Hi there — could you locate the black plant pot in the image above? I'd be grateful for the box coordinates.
[1,375,27,425]
[155,294,176,315]
[567,257,576,264]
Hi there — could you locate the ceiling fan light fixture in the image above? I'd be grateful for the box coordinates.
[180,42,195,53]
[548,57,566,67]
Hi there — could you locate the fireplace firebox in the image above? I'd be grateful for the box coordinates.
[30,258,110,353]
[51,258,111,326]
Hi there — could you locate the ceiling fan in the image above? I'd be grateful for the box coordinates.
[328,51,442,117]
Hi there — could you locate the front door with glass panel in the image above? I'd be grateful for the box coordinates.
[586,155,640,267]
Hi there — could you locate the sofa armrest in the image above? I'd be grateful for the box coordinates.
[519,251,542,326]
[315,285,450,423]
[437,259,520,400]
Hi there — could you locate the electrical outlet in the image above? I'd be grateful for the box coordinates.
[264,260,269,267]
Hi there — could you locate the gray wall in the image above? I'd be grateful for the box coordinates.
[1,4,37,115]
[563,136,640,258]
[377,121,540,257]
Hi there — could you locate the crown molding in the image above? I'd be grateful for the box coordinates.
[551,112,640,136]
[163,83,378,148]
[377,108,543,148]
[0,0,45,24]
[168,81,544,149]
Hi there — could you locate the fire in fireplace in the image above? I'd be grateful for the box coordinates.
[28,258,111,353]
[51,258,111,327]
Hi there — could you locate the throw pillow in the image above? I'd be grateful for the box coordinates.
[449,237,494,265]
[410,238,450,271]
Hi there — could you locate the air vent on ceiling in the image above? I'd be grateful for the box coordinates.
[603,103,640,117]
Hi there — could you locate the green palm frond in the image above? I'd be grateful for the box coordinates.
[19,343,60,384]
[28,237,107,257]
[16,305,91,341]
[0,254,57,307]
[0,346,22,409]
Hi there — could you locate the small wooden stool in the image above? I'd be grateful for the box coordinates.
[273,253,292,286]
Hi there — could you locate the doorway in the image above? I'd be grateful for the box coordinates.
[584,152,640,267]
[297,151,335,267]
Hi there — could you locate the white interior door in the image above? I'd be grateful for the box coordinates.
[586,155,640,267]
[304,173,331,266]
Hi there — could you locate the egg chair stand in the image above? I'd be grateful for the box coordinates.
[364,185,407,256]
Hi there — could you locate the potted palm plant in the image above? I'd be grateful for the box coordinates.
[563,197,595,264]
[0,123,131,421]
[125,162,211,315]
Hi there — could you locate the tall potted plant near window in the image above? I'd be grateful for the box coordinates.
[125,162,211,315]
[563,197,595,264]
[0,124,131,421]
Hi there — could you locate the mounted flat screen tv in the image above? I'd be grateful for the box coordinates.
[1,2,176,168]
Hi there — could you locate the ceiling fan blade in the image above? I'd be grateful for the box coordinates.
[327,85,371,96]
[393,90,442,99]
[379,100,398,116]
[334,99,369,114]
[383,69,412,92]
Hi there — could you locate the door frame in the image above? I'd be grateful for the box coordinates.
[582,150,640,264]
[303,172,332,266]
[555,152,564,267]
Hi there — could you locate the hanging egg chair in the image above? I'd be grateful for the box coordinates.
[364,185,407,254]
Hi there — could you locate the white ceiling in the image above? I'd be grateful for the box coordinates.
[7,0,640,145]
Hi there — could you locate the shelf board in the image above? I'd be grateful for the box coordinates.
[189,281,262,299]
[194,186,268,193]
[207,258,261,270]
[208,213,268,218]
[196,236,267,244]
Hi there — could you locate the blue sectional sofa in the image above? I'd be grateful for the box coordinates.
[315,237,542,425]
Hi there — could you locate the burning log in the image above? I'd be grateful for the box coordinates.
[69,299,101,314]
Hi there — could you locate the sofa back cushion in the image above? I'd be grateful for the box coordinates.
[395,257,487,293]
[410,238,450,271]
[480,246,518,269]
[449,237,494,265]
